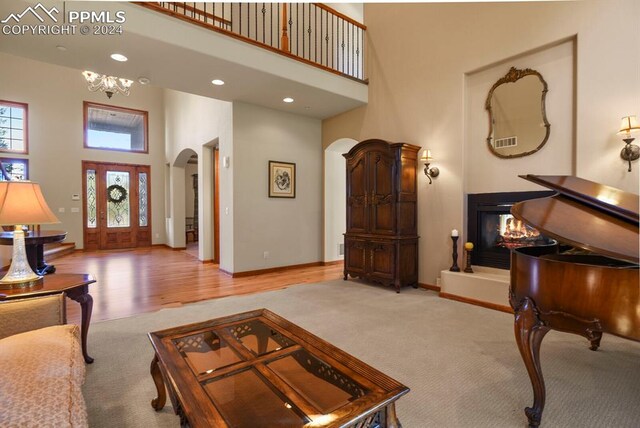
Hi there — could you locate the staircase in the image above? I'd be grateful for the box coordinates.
[44,242,76,261]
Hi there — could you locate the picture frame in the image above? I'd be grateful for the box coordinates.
[268,161,296,198]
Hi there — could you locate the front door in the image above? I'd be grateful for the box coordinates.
[82,161,151,250]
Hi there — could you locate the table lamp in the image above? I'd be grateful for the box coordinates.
[0,181,59,288]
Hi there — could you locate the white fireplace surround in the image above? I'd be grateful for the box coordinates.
[440,266,510,309]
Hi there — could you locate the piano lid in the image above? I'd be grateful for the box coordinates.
[511,175,639,264]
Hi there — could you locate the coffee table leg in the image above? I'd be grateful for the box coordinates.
[385,403,402,428]
[151,354,167,411]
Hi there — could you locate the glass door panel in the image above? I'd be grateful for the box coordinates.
[106,170,131,228]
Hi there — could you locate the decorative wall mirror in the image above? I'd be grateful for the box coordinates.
[485,67,550,158]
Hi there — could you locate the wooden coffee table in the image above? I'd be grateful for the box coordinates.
[148,309,409,427]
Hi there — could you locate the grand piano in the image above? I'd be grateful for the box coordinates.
[509,175,639,427]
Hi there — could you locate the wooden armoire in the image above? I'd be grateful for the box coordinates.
[343,139,420,292]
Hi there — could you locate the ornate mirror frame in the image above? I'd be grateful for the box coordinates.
[485,67,550,159]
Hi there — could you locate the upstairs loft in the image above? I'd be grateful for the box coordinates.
[138,2,367,83]
[0,1,368,119]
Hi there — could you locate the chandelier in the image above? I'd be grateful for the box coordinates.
[82,71,133,98]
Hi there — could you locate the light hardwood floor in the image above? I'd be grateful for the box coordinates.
[55,246,344,324]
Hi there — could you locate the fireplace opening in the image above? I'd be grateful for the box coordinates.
[467,191,554,269]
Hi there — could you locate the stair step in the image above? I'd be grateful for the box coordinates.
[44,242,76,260]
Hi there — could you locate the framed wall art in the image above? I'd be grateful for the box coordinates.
[269,160,296,198]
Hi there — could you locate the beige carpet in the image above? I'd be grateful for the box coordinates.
[84,279,640,427]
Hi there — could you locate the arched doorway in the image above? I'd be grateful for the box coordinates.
[184,154,199,257]
[172,148,198,252]
[324,138,358,262]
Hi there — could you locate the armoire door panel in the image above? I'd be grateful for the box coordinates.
[346,156,368,233]
[345,237,368,276]
[369,242,396,279]
[368,152,396,235]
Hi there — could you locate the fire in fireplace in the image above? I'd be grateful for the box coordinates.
[497,214,544,249]
[467,191,554,269]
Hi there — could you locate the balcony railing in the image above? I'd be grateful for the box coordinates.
[136,2,367,82]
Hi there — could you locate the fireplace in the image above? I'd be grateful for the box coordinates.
[467,191,554,269]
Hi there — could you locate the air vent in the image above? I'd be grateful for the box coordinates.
[339,243,344,256]
[494,136,517,149]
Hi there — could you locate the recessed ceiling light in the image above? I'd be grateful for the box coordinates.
[110,53,128,62]
[283,97,294,103]
[138,77,151,85]
[56,45,67,51]
[211,79,225,86]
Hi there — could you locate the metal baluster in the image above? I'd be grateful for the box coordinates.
[308,4,312,60]
[239,3,241,35]
[277,3,280,49]
[331,14,334,70]
[357,27,360,79]
[320,8,323,66]
[308,4,311,60]
[301,3,305,58]
[351,23,354,77]
[325,10,329,67]
[288,3,292,52]
[342,20,345,73]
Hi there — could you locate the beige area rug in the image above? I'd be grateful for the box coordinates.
[84,279,640,427]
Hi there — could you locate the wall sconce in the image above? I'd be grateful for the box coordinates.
[618,115,640,172]
[421,149,439,184]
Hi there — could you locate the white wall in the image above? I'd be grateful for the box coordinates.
[163,89,232,268]
[465,39,575,194]
[322,0,640,285]
[0,53,166,265]
[233,102,322,272]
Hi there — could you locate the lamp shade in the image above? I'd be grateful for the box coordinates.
[420,149,433,161]
[0,181,59,226]
[618,115,640,135]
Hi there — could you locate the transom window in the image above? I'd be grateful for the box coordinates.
[0,100,28,154]
[84,102,148,153]
[0,157,28,181]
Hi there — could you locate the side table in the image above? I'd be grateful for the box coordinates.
[0,230,67,275]
[0,273,97,363]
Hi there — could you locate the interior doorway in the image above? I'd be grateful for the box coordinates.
[82,161,151,250]
[184,154,199,258]
[213,148,220,264]
[324,138,358,262]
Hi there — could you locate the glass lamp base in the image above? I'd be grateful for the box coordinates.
[0,227,42,289]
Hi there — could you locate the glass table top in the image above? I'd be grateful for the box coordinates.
[203,368,309,427]
[226,319,296,356]
[173,330,242,376]
[267,349,367,414]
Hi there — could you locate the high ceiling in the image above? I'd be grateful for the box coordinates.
[0,1,368,119]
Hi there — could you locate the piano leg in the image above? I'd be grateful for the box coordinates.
[588,332,603,351]
[514,297,550,427]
